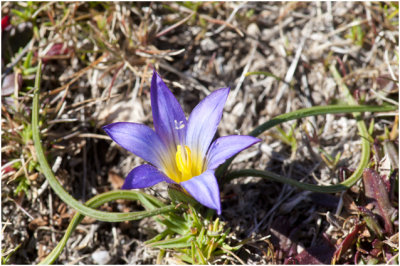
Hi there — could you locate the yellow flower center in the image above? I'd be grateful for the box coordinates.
[174,145,202,183]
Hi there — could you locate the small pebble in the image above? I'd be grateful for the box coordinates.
[91,250,110,265]
[200,38,218,52]
[246,23,260,37]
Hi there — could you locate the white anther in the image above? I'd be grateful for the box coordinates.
[174,120,185,130]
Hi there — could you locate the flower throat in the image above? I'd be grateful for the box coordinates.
[175,145,193,182]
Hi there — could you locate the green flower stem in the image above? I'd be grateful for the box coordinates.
[248,104,395,138]
[39,190,176,265]
[220,65,397,193]
[227,169,349,193]
[32,60,174,221]
[216,104,396,178]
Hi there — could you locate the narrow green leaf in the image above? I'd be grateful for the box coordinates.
[194,242,207,264]
[216,104,396,178]
[191,240,196,264]
[156,216,189,236]
[188,204,202,228]
[23,50,33,69]
[197,227,206,246]
[222,66,396,194]
[168,186,201,208]
[137,193,157,210]
[227,169,348,193]
[32,60,174,222]
[368,118,375,136]
[148,234,194,249]
[11,9,28,20]
[144,229,171,245]
[39,190,176,265]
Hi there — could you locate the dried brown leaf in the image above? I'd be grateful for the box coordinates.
[108,170,125,190]
[28,217,48,231]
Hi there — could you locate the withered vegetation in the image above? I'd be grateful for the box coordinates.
[1,2,398,264]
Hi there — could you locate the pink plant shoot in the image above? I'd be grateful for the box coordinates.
[103,71,260,214]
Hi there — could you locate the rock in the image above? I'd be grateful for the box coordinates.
[91,250,110,264]
[200,38,218,52]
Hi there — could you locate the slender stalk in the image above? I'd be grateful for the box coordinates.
[32,60,174,221]
[216,104,396,178]
[248,104,395,137]
[39,190,175,265]
[221,65,397,193]
[227,169,348,193]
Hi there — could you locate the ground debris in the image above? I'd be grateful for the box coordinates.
[1,1,398,264]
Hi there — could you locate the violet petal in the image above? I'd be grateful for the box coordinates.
[103,122,166,169]
[206,135,260,170]
[186,87,230,159]
[181,170,221,214]
[151,71,187,149]
[122,164,173,189]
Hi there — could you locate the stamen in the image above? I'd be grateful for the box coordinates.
[173,121,202,182]
[175,145,192,182]
[174,120,185,130]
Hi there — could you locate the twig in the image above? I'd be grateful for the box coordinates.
[158,60,210,95]
[384,48,397,82]
[201,14,244,37]
[37,179,49,197]
[156,11,195,38]
[48,188,56,243]
[8,197,34,220]
[228,41,257,106]
[220,246,246,265]
[107,62,125,99]
[206,2,246,37]
[78,133,111,140]
[327,19,368,38]
[276,20,311,104]
[47,118,79,124]
[369,88,399,106]
[335,191,346,216]
[47,53,108,96]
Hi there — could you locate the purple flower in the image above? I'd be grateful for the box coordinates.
[103,71,260,214]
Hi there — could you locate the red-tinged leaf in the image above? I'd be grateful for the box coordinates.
[362,168,396,235]
[332,222,366,264]
[284,257,298,264]
[1,15,10,31]
[388,169,398,203]
[384,246,397,265]
[372,238,383,249]
[45,43,71,57]
[358,206,384,238]
[36,43,72,63]
[287,240,335,264]
[2,164,14,174]
[354,250,361,264]
[368,239,384,258]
